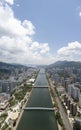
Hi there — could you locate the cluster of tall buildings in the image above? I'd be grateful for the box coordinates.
[67,84,81,109]
[63,94,77,116]
[47,66,81,109]
[68,84,80,100]
[0,93,10,110]
[0,67,37,94]
[0,80,18,94]
[46,63,81,129]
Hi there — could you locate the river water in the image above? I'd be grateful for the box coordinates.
[17,69,58,130]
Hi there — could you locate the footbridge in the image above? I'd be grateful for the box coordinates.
[23,107,54,111]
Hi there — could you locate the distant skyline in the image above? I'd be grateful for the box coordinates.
[0,0,81,65]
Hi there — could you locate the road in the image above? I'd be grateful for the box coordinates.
[49,80,73,130]
[55,94,73,130]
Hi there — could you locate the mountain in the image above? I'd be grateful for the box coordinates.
[0,62,27,68]
[53,61,68,66]
[0,61,29,79]
[47,61,81,68]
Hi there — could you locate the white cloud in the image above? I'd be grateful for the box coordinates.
[30,42,50,54]
[0,4,35,37]
[79,12,81,17]
[57,41,81,61]
[0,1,53,65]
[3,0,81,65]
[3,0,14,5]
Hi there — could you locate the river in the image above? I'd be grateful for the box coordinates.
[17,68,58,130]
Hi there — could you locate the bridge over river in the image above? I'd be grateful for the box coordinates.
[24,107,54,111]
[34,86,49,88]
[17,68,58,130]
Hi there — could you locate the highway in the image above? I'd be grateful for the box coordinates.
[50,80,73,130]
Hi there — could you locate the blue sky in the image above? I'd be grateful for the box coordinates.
[0,0,81,64]
[13,0,81,48]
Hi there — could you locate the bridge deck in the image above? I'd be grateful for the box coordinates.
[23,107,54,111]
[34,86,49,88]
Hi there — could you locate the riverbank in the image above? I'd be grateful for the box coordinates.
[49,78,72,130]
[16,68,58,130]
[48,77,63,130]
[13,89,33,130]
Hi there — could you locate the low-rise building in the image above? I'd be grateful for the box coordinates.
[57,86,65,95]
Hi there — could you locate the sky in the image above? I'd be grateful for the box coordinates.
[0,0,81,65]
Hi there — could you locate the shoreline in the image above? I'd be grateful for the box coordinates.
[13,88,33,130]
[48,78,62,130]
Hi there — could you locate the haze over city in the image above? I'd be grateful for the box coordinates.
[0,0,81,64]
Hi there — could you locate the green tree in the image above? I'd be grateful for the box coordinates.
[73,122,81,130]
